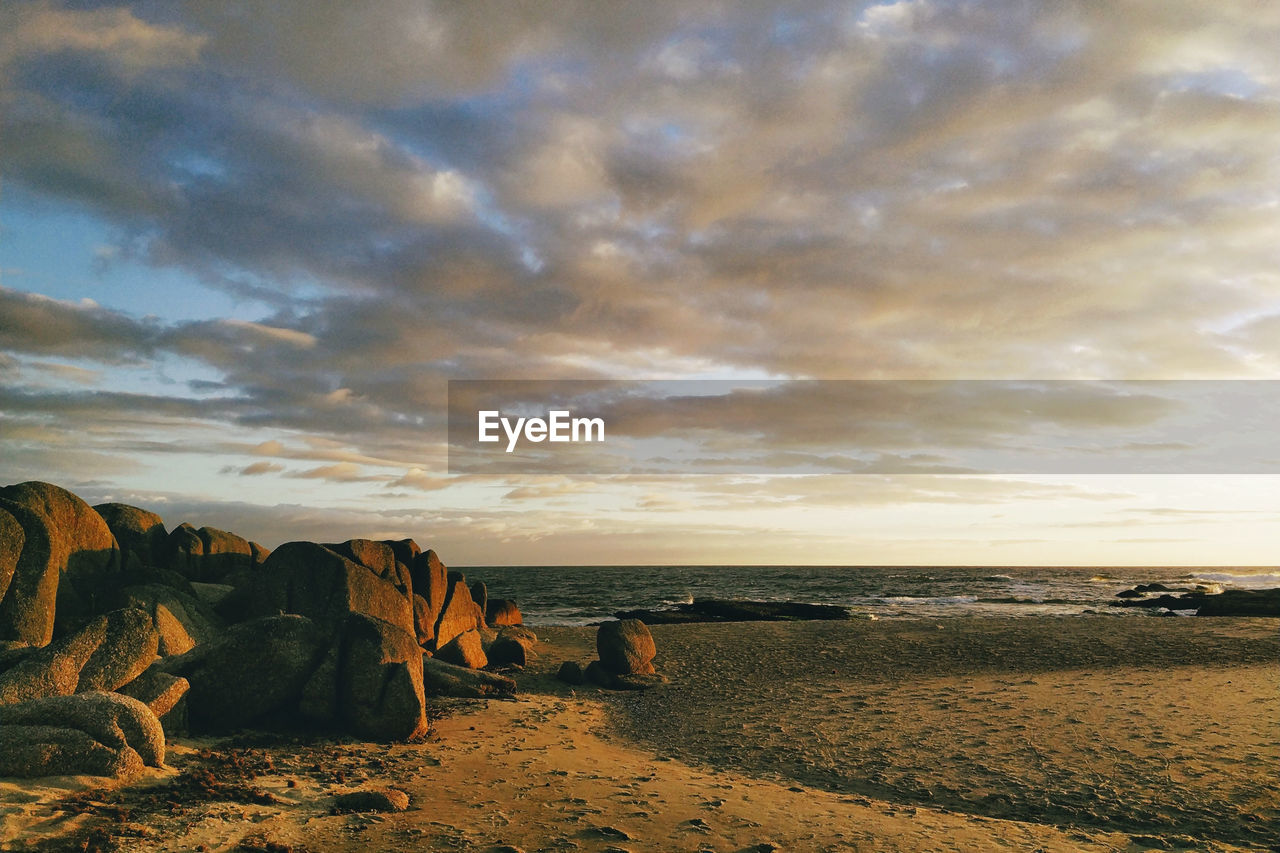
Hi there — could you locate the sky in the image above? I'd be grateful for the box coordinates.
[2,0,1279,566]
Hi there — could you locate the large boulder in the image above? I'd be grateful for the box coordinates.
[0,691,164,777]
[0,505,25,607]
[299,613,429,740]
[469,581,488,622]
[383,539,421,570]
[421,657,516,699]
[0,608,158,705]
[117,665,189,736]
[409,549,448,643]
[335,613,428,740]
[435,629,487,669]
[250,542,415,639]
[433,579,484,651]
[93,503,167,568]
[327,539,412,598]
[165,523,204,578]
[0,482,123,644]
[116,584,222,656]
[195,526,253,583]
[486,598,523,627]
[596,619,657,676]
[159,614,327,732]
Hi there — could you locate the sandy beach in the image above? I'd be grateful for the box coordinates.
[2,615,1276,852]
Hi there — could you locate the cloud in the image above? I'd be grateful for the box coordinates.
[234,461,284,476]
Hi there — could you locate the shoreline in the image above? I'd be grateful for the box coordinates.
[2,616,1276,851]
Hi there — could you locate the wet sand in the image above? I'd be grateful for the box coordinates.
[1,616,1276,852]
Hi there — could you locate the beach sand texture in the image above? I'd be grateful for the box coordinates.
[1,616,1276,852]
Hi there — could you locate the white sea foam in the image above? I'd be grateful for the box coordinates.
[1190,572,1280,590]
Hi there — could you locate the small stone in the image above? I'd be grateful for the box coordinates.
[332,787,410,813]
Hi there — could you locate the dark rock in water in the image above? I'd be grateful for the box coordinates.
[0,607,158,705]
[1195,588,1280,617]
[1135,582,1174,593]
[160,614,327,732]
[597,619,657,676]
[615,599,852,625]
[1115,588,1145,599]
[556,661,586,685]
[422,656,515,698]
[333,787,410,813]
[93,503,167,568]
[1,482,122,643]
[0,690,164,776]
[250,541,415,639]
[487,598,523,627]
[1110,592,1205,611]
[436,629,488,669]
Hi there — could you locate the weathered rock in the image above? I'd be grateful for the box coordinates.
[436,629,487,669]
[160,614,327,732]
[486,637,526,668]
[421,657,516,699]
[409,549,448,637]
[333,787,410,813]
[0,608,158,705]
[165,523,204,578]
[0,690,164,769]
[411,594,434,646]
[383,539,421,570]
[194,526,254,583]
[0,505,25,607]
[335,613,428,741]
[188,582,235,609]
[251,541,415,639]
[0,724,144,779]
[486,598,523,627]
[556,661,586,685]
[327,539,411,597]
[596,619,657,676]
[1115,588,1144,599]
[433,579,483,650]
[117,584,222,656]
[117,666,188,722]
[469,581,488,621]
[584,659,611,687]
[1,482,125,645]
[249,540,271,568]
[93,503,167,568]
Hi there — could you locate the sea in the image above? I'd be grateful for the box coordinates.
[462,565,1280,625]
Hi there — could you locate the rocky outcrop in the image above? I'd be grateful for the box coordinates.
[0,506,21,610]
[0,482,123,645]
[615,599,852,624]
[0,691,164,778]
[1195,588,1280,617]
[597,619,657,676]
[250,541,415,639]
[433,578,484,650]
[470,581,488,622]
[486,598,523,627]
[160,614,327,732]
[327,539,412,598]
[165,523,205,579]
[93,503,167,568]
[117,665,189,735]
[0,607,158,705]
[435,629,488,669]
[421,657,516,699]
[410,549,448,644]
[194,526,254,583]
[117,583,222,656]
[301,613,429,741]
